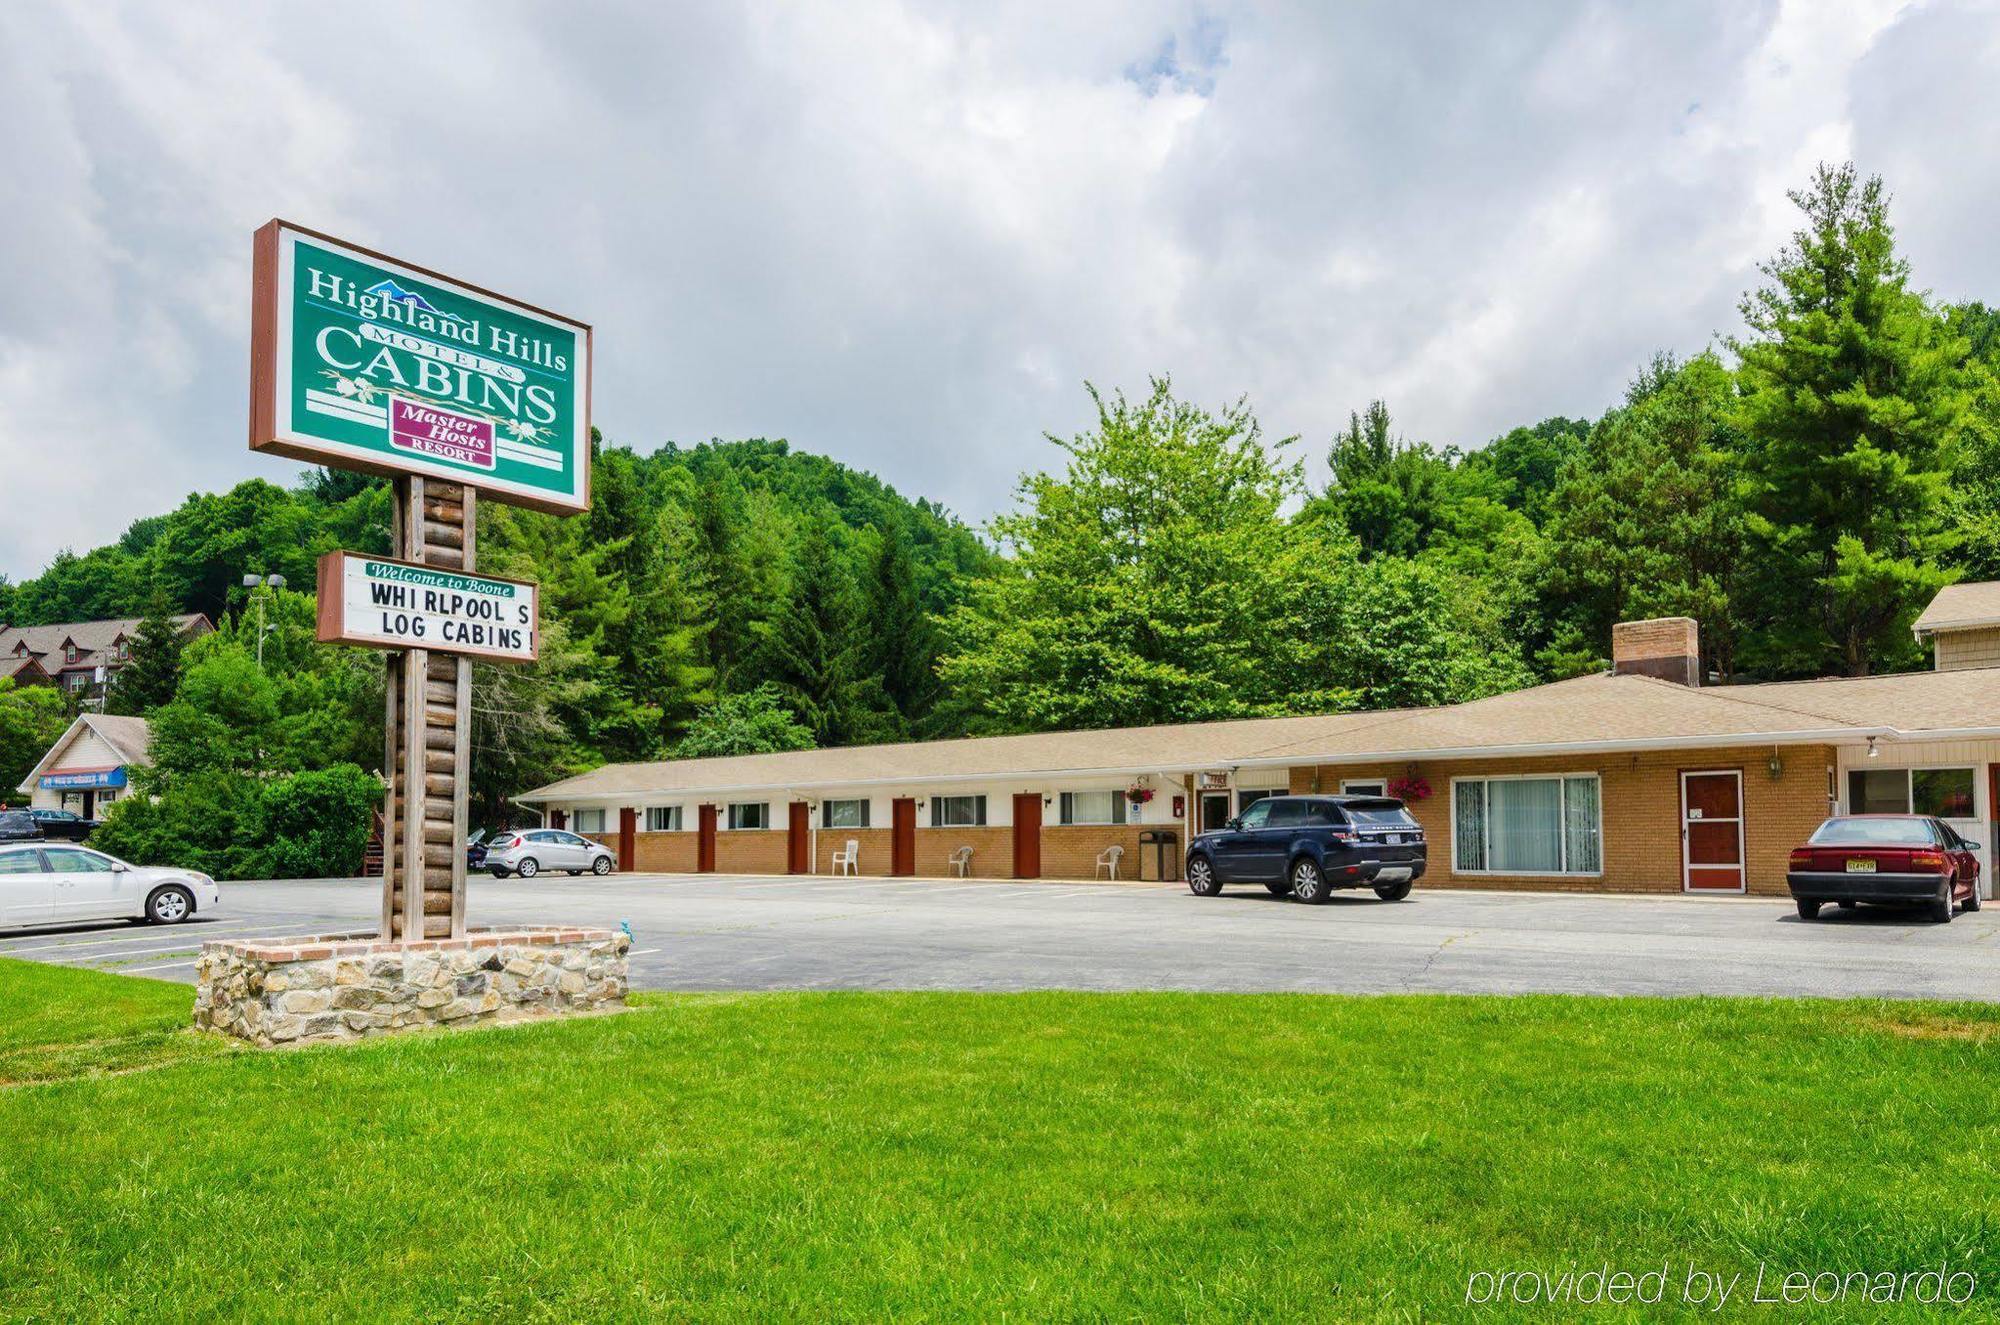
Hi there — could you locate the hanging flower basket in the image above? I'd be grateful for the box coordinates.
[1125,785,1156,805]
[1386,775,1431,803]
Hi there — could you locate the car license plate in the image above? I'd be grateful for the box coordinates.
[1846,858,1877,874]
[1376,867,1411,883]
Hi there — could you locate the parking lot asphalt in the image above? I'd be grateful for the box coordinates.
[7,872,2000,1000]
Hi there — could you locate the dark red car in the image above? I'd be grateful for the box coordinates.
[1787,815,1983,923]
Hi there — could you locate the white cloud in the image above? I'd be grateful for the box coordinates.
[0,0,1993,578]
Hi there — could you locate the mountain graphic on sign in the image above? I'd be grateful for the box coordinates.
[364,278,469,323]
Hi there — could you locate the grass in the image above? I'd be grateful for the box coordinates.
[2,961,1998,1320]
[0,959,237,1086]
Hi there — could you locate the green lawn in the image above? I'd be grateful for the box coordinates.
[2,960,1998,1320]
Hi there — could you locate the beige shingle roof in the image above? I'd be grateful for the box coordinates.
[519,666,2000,803]
[0,615,208,672]
[84,714,154,766]
[1913,582,2000,636]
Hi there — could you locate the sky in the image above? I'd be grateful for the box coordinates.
[3,0,1998,581]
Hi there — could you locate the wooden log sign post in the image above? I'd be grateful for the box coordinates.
[249,219,592,944]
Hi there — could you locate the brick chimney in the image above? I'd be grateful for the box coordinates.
[1611,617,1701,687]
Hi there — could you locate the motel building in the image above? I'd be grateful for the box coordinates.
[518,590,2000,898]
[16,714,154,819]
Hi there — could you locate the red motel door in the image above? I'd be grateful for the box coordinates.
[697,804,717,873]
[618,807,636,872]
[1012,793,1041,879]
[787,802,810,874]
[891,798,916,876]
[1682,770,1744,892]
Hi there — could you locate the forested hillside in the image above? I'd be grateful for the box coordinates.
[6,162,2000,875]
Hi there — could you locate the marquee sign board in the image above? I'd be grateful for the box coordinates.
[315,551,539,663]
[251,220,592,514]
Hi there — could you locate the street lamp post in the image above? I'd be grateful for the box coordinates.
[241,573,287,667]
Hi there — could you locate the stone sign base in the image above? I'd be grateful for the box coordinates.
[195,927,629,1047]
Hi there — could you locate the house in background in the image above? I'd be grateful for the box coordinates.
[0,614,212,700]
[17,713,154,819]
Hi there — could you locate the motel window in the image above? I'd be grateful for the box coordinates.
[572,808,607,835]
[1059,790,1126,825]
[933,795,986,827]
[645,806,682,832]
[822,798,870,829]
[1237,788,1285,813]
[1452,775,1601,875]
[1848,768,1976,819]
[728,802,769,830]
[1340,780,1386,797]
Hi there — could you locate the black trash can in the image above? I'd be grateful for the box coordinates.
[1137,829,1180,882]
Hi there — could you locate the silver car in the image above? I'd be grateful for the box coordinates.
[0,843,220,928]
[485,828,615,879]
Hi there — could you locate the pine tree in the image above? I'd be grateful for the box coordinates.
[862,522,941,735]
[1732,163,1969,676]
[108,588,187,715]
[759,515,883,745]
[1540,352,1748,679]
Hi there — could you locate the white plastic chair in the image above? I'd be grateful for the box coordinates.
[948,845,973,878]
[1094,844,1124,880]
[831,839,860,876]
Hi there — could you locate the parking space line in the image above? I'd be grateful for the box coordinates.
[47,940,214,964]
[120,959,201,974]
[0,917,357,959]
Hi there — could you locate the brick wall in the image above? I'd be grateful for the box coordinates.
[913,826,1015,878]
[1038,825,1159,880]
[815,827,894,876]
[713,830,788,875]
[1611,617,1701,685]
[632,832,699,873]
[1292,744,1834,895]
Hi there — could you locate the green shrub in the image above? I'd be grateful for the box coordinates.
[249,765,381,880]
[93,764,380,881]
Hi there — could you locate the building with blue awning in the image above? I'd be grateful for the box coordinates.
[17,714,152,819]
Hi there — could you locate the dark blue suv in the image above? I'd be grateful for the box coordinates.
[1185,795,1426,904]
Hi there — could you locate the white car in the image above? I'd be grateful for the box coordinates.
[0,842,219,927]
[485,828,616,879]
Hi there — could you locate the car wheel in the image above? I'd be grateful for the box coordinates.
[516,857,540,879]
[1796,898,1821,920]
[1263,881,1293,896]
[1186,855,1223,897]
[1374,880,1413,902]
[593,856,613,876]
[1965,886,1982,913]
[1931,879,1954,924]
[1291,858,1329,905]
[146,885,194,925]
[489,868,509,879]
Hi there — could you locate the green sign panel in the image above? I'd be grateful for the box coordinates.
[252,221,592,513]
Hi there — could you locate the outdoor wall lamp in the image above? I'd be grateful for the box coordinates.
[1767,750,1784,779]
[1867,736,1881,759]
